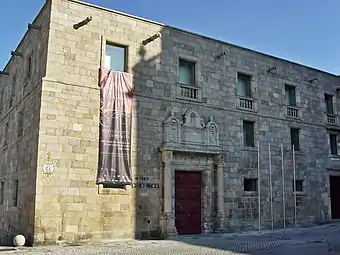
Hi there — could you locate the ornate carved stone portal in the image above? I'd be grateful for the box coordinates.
[163,109,220,151]
[160,109,224,236]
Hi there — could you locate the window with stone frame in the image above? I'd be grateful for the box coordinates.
[179,59,195,86]
[27,56,32,79]
[11,74,16,98]
[244,178,258,192]
[13,180,18,207]
[4,122,9,148]
[0,181,4,206]
[330,133,338,155]
[293,179,303,192]
[243,121,255,147]
[285,85,296,106]
[0,90,3,110]
[325,94,334,114]
[290,127,300,151]
[17,110,24,139]
[237,73,251,98]
[105,43,127,72]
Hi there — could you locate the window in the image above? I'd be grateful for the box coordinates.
[17,110,24,138]
[330,134,338,155]
[179,59,195,86]
[244,178,258,192]
[11,75,16,97]
[243,121,254,147]
[237,73,251,97]
[293,180,303,192]
[325,94,334,114]
[285,85,296,106]
[0,90,3,109]
[27,57,32,78]
[4,122,9,148]
[13,180,18,207]
[0,181,4,205]
[290,128,300,151]
[105,44,126,72]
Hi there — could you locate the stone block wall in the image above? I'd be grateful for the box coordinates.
[0,2,50,245]
[2,0,339,245]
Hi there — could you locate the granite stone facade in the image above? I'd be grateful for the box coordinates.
[1,0,340,245]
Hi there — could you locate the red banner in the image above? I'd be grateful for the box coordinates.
[97,68,133,185]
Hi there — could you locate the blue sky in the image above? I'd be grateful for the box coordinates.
[1,0,339,74]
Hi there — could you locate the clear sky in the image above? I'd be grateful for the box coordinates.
[1,0,339,74]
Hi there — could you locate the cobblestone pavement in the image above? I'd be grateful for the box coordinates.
[1,223,340,254]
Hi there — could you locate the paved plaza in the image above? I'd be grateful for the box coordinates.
[1,224,340,254]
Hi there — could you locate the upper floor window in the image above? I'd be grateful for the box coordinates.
[285,85,296,106]
[27,57,32,78]
[0,181,4,205]
[290,127,300,151]
[237,73,251,98]
[105,44,126,72]
[330,134,338,155]
[179,59,195,86]
[11,75,16,97]
[0,90,3,109]
[325,94,334,114]
[243,121,254,147]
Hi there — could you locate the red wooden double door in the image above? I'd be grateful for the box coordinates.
[175,171,202,235]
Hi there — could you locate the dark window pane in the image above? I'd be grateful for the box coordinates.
[244,178,258,192]
[330,134,338,155]
[325,94,334,114]
[290,128,300,151]
[293,180,303,192]
[179,59,195,85]
[237,73,251,97]
[105,44,126,72]
[13,180,18,207]
[243,121,254,147]
[285,85,296,106]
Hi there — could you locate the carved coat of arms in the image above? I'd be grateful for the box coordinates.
[41,152,57,177]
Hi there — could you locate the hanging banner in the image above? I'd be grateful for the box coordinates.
[96,68,133,185]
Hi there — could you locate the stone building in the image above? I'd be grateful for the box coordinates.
[0,0,340,246]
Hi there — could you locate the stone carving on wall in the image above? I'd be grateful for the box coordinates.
[163,110,181,145]
[163,109,220,151]
[206,116,219,147]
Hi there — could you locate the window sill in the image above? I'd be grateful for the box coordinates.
[97,183,130,195]
[293,191,306,196]
[242,146,257,152]
[242,191,258,197]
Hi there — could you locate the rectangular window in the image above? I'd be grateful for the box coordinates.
[0,90,3,109]
[27,57,32,78]
[244,178,258,192]
[325,94,334,114]
[17,110,24,138]
[13,180,18,207]
[330,134,338,155]
[243,121,254,147]
[11,75,16,97]
[285,85,296,106]
[237,73,251,97]
[0,181,4,205]
[179,59,195,86]
[105,44,126,72]
[293,180,303,192]
[4,122,9,148]
[290,128,300,151]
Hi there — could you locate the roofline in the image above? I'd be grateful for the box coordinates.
[69,0,338,77]
[2,2,48,73]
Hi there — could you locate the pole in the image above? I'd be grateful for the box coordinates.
[269,143,274,231]
[281,143,286,230]
[293,144,297,228]
[258,140,261,232]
